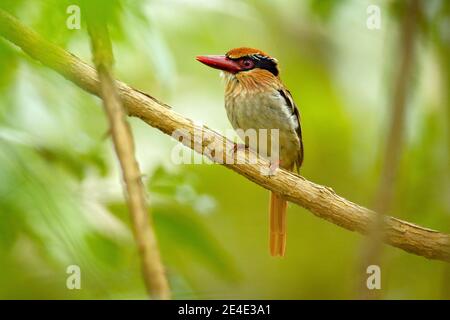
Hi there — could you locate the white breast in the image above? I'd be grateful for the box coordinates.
[225,90,301,168]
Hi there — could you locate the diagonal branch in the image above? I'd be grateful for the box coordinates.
[0,9,449,263]
[85,13,170,299]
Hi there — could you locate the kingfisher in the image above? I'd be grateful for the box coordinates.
[197,47,303,256]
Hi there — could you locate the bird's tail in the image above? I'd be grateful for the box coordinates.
[269,191,287,257]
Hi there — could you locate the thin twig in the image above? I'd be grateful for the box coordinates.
[0,9,449,263]
[358,0,420,299]
[85,15,170,299]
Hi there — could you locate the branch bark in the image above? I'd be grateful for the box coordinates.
[0,9,449,263]
[85,14,170,299]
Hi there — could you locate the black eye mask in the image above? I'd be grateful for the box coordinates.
[228,54,279,76]
[250,54,279,76]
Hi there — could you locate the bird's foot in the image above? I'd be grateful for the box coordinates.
[265,159,282,177]
[227,142,246,157]
[226,142,248,165]
[233,143,247,153]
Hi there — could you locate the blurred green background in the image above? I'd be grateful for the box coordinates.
[0,0,449,299]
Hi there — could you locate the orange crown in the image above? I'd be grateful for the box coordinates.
[226,47,272,59]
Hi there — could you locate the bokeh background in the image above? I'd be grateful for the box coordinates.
[0,0,449,299]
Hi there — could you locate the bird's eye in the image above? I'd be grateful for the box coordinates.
[239,58,254,69]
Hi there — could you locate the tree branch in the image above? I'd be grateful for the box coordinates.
[0,9,449,263]
[85,13,170,299]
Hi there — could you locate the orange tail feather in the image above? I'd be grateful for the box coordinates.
[269,191,287,257]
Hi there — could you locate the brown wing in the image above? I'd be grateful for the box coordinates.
[278,89,304,171]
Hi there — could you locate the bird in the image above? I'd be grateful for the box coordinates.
[196,47,303,257]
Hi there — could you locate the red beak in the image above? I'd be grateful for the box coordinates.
[196,55,241,73]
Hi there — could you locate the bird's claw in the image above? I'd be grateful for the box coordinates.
[227,142,246,158]
[265,159,281,177]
